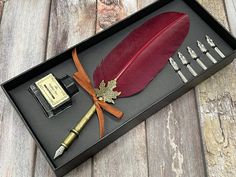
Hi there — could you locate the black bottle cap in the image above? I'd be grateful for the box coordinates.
[59,75,79,97]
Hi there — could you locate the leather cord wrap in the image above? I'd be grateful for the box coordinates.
[72,48,123,138]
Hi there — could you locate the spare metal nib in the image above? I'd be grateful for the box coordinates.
[206,35,225,58]
[54,146,66,159]
[169,57,188,83]
[197,40,217,64]
[178,52,198,77]
[187,47,207,70]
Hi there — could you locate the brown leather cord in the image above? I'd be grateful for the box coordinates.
[72,48,123,138]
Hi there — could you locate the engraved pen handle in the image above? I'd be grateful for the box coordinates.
[61,104,96,149]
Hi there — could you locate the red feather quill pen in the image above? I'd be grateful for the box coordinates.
[54,12,190,159]
[94,12,190,97]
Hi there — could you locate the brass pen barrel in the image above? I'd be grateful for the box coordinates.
[61,104,96,149]
[54,80,120,159]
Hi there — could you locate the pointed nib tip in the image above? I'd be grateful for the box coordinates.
[54,153,60,160]
[54,155,58,160]
[54,146,66,159]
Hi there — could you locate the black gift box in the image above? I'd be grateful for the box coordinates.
[2,0,236,176]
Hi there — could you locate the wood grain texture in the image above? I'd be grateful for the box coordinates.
[33,0,97,177]
[0,0,51,177]
[93,1,148,177]
[225,0,236,35]
[196,0,236,176]
[197,0,229,28]
[96,0,138,32]
[46,0,97,58]
[146,91,205,177]
[0,0,3,22]
[137,0,156,10]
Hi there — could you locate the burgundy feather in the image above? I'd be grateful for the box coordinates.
[93,12,190,97]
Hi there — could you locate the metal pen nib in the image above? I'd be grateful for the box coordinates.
[178,52,198,77]
[169,57,188,83]
[206,35,225,58]
[187,47,207,70]
[54,104,97,159]
[54,146,66,159]
[197,40,217,64]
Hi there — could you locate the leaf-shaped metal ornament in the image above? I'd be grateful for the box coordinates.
[95,80,121,104]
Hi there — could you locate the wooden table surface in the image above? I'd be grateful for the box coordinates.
[0,0,235,177]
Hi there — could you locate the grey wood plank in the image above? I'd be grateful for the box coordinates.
[93,1,148,177]
[96,0,138,32]
[196,0,236,176]
[0,0,3,22]
[46,0,97,59]
[33,0,97,176]
[146,91,205,177]
[0,0,51,177]
[137,0,157,9]
[225,0,236,36]
[197,0,229,28]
